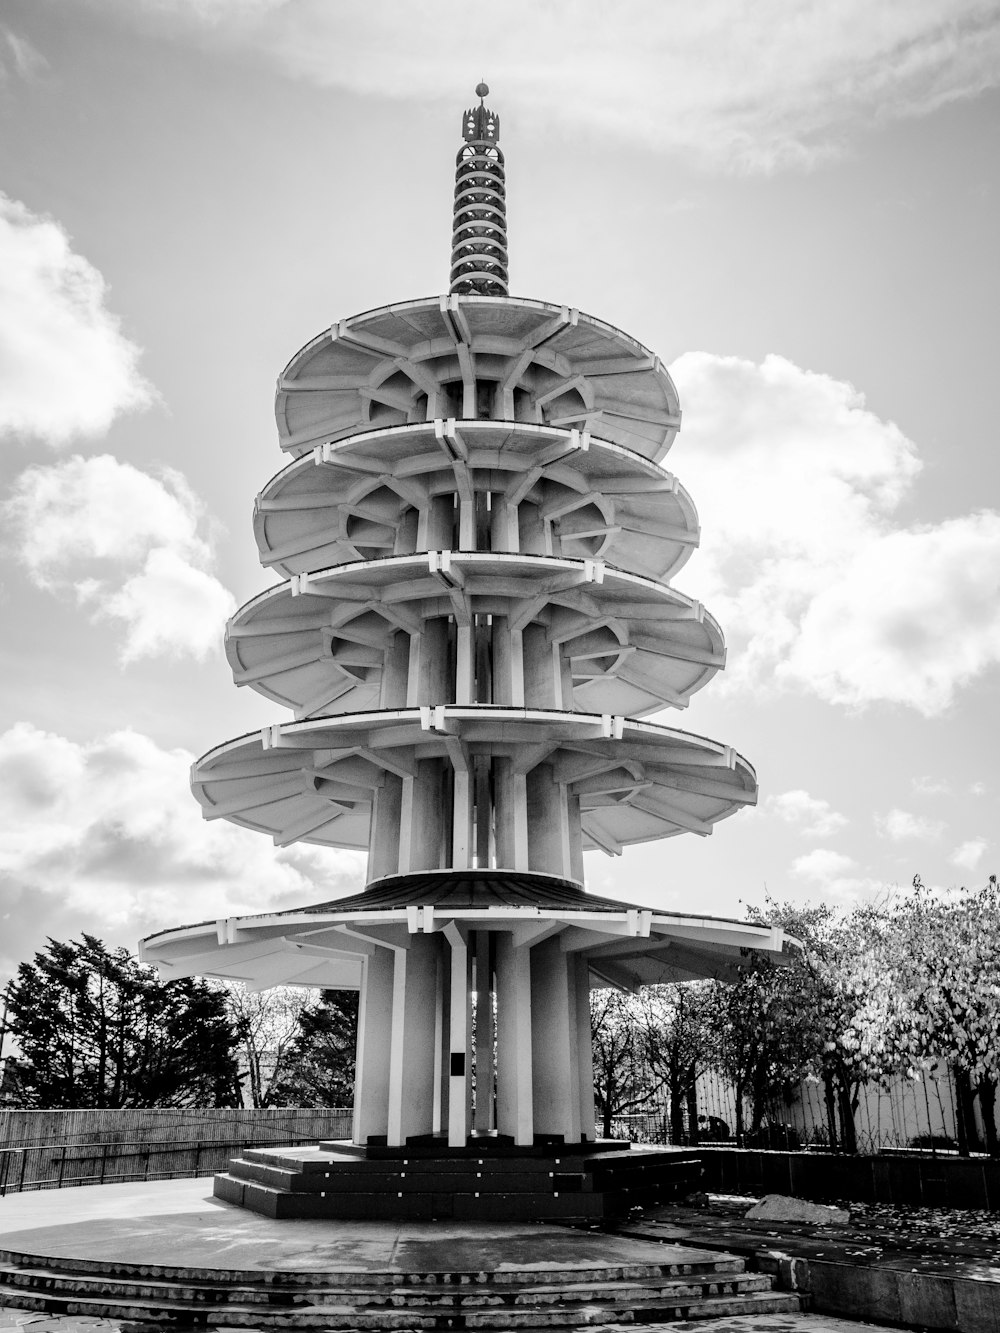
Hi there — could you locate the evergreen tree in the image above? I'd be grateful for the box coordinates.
[269,989,358,1106]
[5,934,241,1108]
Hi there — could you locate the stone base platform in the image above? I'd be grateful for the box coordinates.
[0,1177,800,1329]
[215,1138,703,1222]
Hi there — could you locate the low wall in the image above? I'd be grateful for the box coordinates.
[0,1107,352,1149]
[699,1147,1000,1210]
[0,1108,355,1194]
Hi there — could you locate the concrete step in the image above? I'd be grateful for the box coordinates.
[631,1291,804,1322]
[0,1244,747,1288]
[227,1157,592,1195]
[217,1175,606,1221]
[0,1264,773,1310]
[0,1241,799,1330]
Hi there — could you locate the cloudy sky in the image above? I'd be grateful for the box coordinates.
[1,0,999,980]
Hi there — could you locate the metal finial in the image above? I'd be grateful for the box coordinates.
[450,85,508,298]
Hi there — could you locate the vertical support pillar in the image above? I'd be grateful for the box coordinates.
[495,933,533,1145]
[380,632,410,707]
[529,935,581,1141]
[493,759,529,871]
[459,499,476,548]
[526,764,570,878]
[368,773,402,881]
[444,922,470,1147]
[522,624,558,707]
[573,955,597,1141]
[432,951,444,1135]
[455,625,474,704]
[353,947,394,1144]
[474,931,495,1132]
[386,933,439,1146]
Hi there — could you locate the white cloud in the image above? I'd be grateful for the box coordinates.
[669,352,1000,716]
[0,194,153,445]
[92,0,1000,173]
[785,515,1000,714]
[0,722,363,975]
[100,548,238,663]
[1,29,48,81]
[764,789,847,837]
[793,848,857,880]
[875,808,945,842]
[912,776,950,796]
[790,847,882,903]
[951,838,987,870]
[970,782,987,796]
[3,454,236,662]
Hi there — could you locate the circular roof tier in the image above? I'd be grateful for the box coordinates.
[275,296,681,462]
[254,421,700,582]
[225,552,724,719]
[191,707,757,856]
[140,869,790,993]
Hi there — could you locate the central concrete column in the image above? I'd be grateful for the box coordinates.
[353,947,394,1144]
[494,933,533,1145]
[444,923,470,1147]
[529,935,581,1141]
[386,933,439,1146]
[473,931,495,1131]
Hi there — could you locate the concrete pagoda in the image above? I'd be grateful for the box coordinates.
[141,87,791,1218]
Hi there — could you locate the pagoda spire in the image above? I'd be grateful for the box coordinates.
[449,82,509,297]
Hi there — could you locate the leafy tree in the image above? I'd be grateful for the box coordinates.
[848,876,1000,1156]
[220,984,315,1108]
[590,988,662,1137]
[738,898,899,1154]
[5,935,241,1108]
[637,984,713,1145]
[269,989,358,1106]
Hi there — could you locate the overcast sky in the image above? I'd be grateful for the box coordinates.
[1,0,999,981]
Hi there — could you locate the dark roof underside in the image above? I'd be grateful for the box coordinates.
[298,869,647,915]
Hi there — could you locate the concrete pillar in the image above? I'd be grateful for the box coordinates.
[567,790,585,883]
[353,947,394,1144]
[522,624,559,707]
[394,507,419,555]
[386,933,439,1146]
[455,625,475,704]
[529,936,581,1141]
[444,923,470,1147]
[494,933,533,1145]
[474,931,495,1132]
[493,758,529,871]
[519,502,546,556]
[426,495,454,549]
[491,617,512,704]
[452,765,473,869]
[526,764,569,878]
[432,951,444,1135]
[368,772,402,880]
[380,631,410,708]
[490,495,518,553]
[573,955,597,1141]
[418,618,451,702]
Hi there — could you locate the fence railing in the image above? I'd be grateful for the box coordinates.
[0,1114,353,1196]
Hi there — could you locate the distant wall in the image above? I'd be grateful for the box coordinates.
[699,1147,1000,1211]
[0,1107,352,1149]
